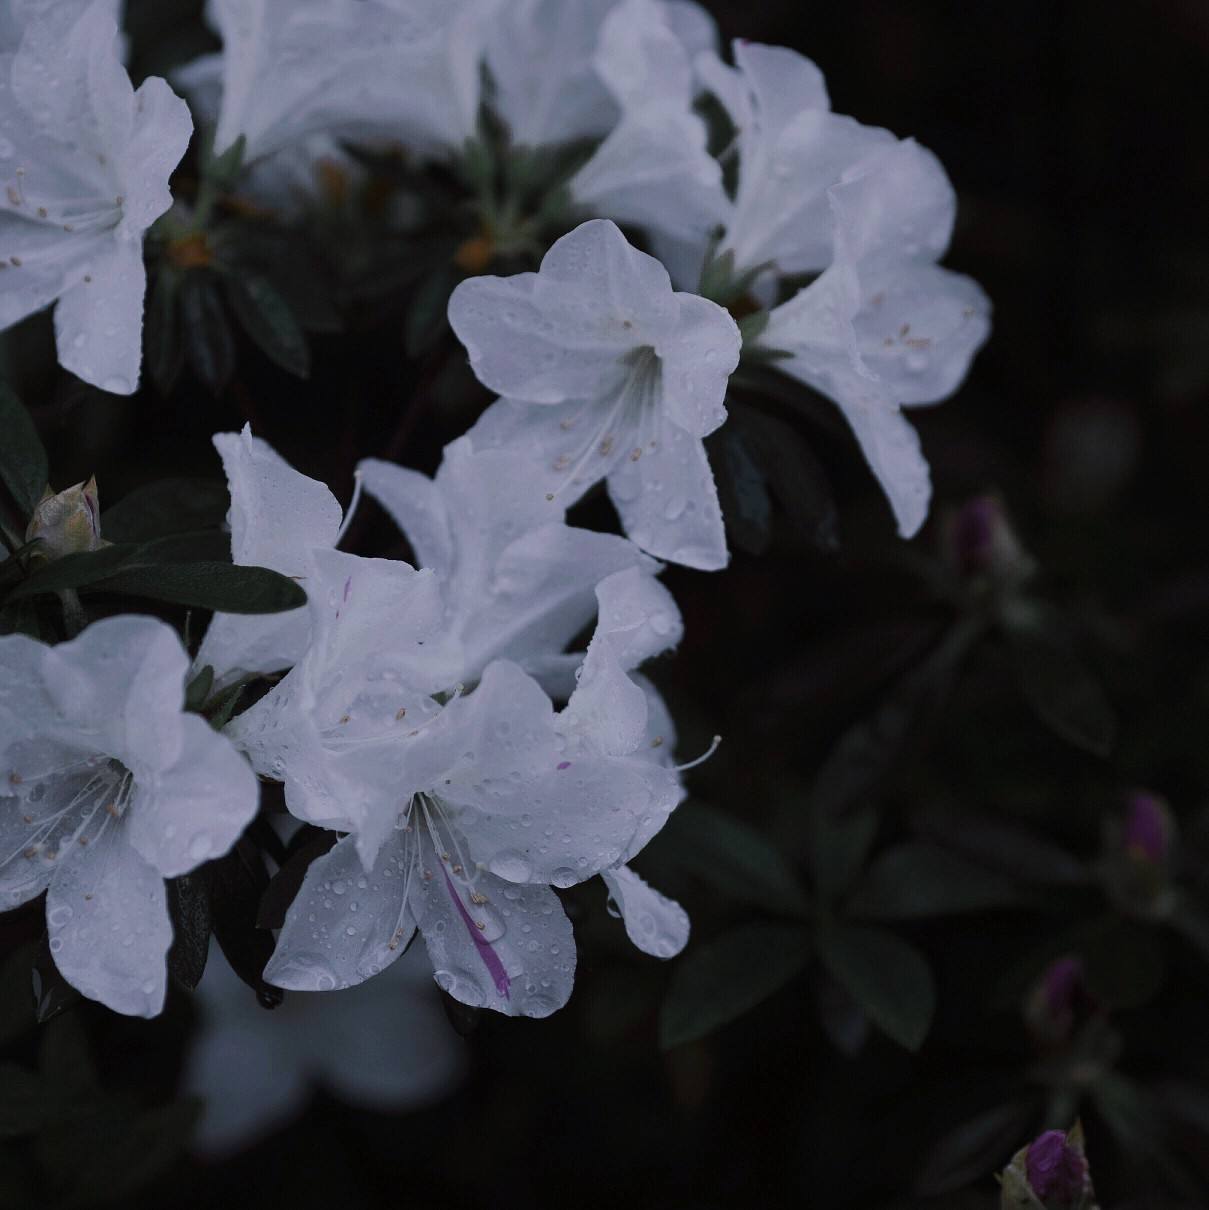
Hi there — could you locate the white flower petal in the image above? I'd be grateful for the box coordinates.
[356,459,455,579]
[410,846,576,1018]
[264,835,414,992]
[194,426,342,688]
[46,821,172,1018]
[606,416,729,569]
[656,292,740,437]
[125,714,259,878]
[602,864,689,957]
[44,615,189,777]
[52,237,145,395]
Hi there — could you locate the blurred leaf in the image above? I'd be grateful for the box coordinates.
[224,275,310,378]
[0,1065,49,1137]
[91,561,306,614]
[0,1142,36,1210]
[913,1098,1038,1195]
[181,274,236,393]
[1007,615,1116,757]
[715,427,771,556]
[257,830,338,929]
[0,385,47,517]
[1081,918,1167,1010]
[846,842,1028,919]
[165,872,212,991]
[660,923,810,1049]
[655,801,810,918]
[144,270,184,395]
[101,478,229,543]
[31,943,80,1024]
[209,840,279,1003]
[912,800,1091,887]
[406,264,459,357]
[732,404,838,551]
[808,802,878,903]
[810,618,984,817]
[816,920,936,1051]
[37,1010,98,1097]
[0,942,36,1047]
[184,665,215,713]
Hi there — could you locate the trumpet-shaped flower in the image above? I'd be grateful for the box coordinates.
[484,0,716,149]
[261,567,689,1015]
[358,435,657,694]
[193,427,343,691]
[176,0,489,165]
[450,219,741,569]
[569,0,728,270]
[698,40,896,280]
[0,616,258,1016]
[759,139,991,538]
[0,0,192,393]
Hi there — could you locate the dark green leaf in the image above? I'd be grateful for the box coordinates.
[1007,615,1116,757]
[810,618,984,817]
[733,405,838,550]
[209,840,279,1002]
[406,264,459,357]
[846,842,1028,919]
[815,920,936,1051]
[181,274,236,393]
[0,1065,49,1138]
[654,801,810,918]
[660,923,810,1049]
[913,1099,1039,1195]
[257,830,337,929]
[90,561,305,614]
[184,665,215,713]
[224,275,310,378]
[205,132,246,187]
[0,386,47,517]
[1080,918,1167,1010]
[101,477,230,543]
[205,674,257,730]
[144,270,184,395]
[37,1010,98,1098]
[808,802,879,903]
[4,545,137,600]
[0,944,36,1047]
[165,872,212,991]
[714,427,771,556]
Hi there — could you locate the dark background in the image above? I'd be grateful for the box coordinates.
[9,2,1209,1207]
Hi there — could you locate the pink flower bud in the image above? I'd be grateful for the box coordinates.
[1025,1130,1089,1207]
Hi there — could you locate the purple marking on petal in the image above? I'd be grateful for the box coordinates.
[342,575,352,603]
[441,869,511,999]
[557,761,571,770]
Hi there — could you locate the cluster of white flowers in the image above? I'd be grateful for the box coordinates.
[0,0,990,1020]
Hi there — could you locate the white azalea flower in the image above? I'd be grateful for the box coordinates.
[449,219,741,570]
[0,0,192,394]
[0,616,259,1017]
[193,426,343,692]
[185,942,466,1156]
[698,40,896,281]
[484,0,717,150]
[176,0,488,165]
[357,435,657,695]
[759,139,992,538]
[569,0,728,268]
[260,566,689,1015]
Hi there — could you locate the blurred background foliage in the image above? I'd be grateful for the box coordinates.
[2,1,1208,1206]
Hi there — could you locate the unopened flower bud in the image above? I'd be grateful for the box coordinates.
[944,494,1035,588]
[1024,956,1094,1049]
[1000,1124,1098,1210]
[1103,790,1177,918]
[25,476,105,559]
